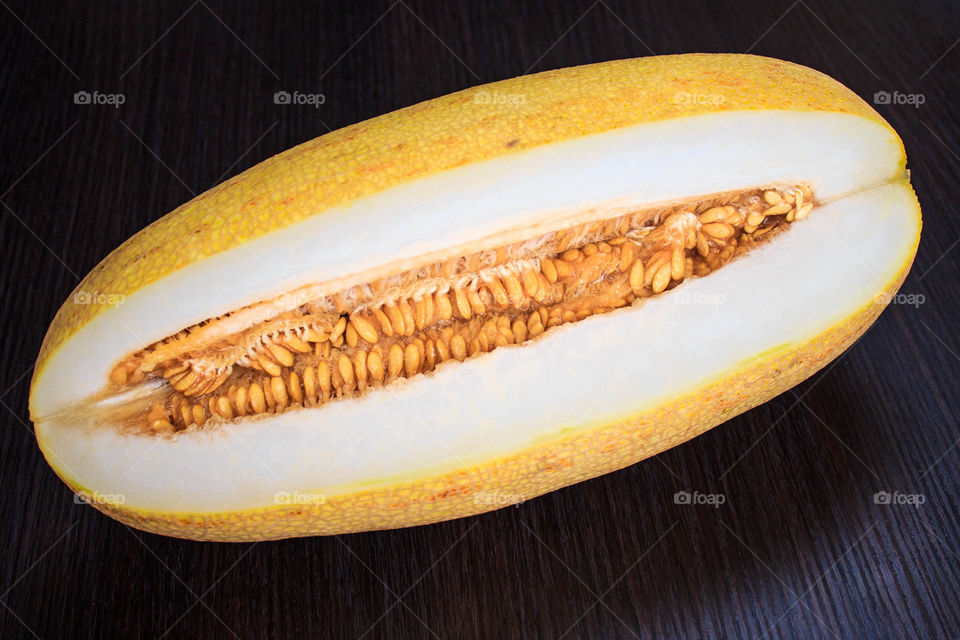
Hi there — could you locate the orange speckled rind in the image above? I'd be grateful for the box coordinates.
[34,54,894,387]
[55,231,917,541]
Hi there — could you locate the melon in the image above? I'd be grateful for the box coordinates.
[29,54,921,541]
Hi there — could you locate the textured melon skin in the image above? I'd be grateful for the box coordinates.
[51,240,916,541]
[31,54,917,541]
[32,53,895,385]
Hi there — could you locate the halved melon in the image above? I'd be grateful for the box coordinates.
[30,54,920,541]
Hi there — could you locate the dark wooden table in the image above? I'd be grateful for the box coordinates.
[2,2,958,638]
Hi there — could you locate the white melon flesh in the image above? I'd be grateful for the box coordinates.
[31,107,918,517]
[38,183,918,513]
[38,181,918,513]
[31,111,903,417]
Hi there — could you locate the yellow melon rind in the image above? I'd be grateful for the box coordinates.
[54,215,918,541]
[33,54,895,387]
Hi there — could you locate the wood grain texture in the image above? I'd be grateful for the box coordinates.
[1,1,958,638]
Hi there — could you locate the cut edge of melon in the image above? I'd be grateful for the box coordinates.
[32,53,898,386]
[36,180,921,529]
[31,109,905,419]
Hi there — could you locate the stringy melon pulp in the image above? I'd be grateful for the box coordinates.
[104,184,815,436]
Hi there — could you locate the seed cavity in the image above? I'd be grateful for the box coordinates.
[106,185,815,434]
